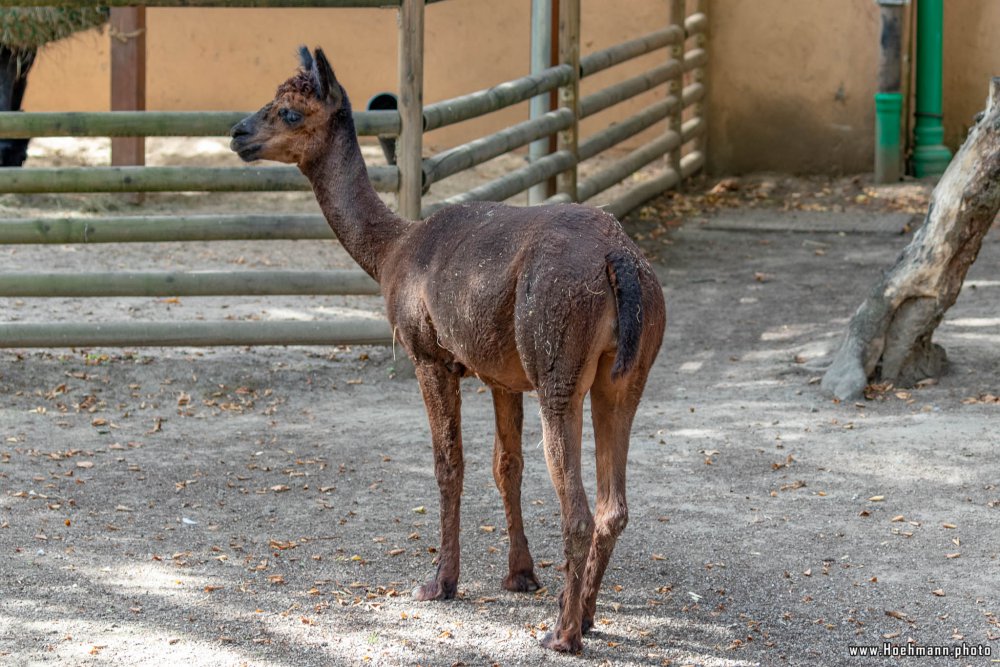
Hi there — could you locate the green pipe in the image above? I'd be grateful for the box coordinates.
[912,0,952,178]
[875,93,903,183]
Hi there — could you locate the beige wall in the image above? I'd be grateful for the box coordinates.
[707,0,1000,174]
[23,2,674,154]
[707,0,879,174]
[22,1,1000,174]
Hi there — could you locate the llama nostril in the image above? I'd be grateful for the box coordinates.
[230,122,251,139]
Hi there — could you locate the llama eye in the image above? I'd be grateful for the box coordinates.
[280,109,302,125]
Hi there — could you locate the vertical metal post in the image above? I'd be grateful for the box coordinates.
[110,7,146,169]
[397,0,425,219]
[691,0,708,159]
[667,0,684,180]
[556,0,579,202]
[528,0,552,205]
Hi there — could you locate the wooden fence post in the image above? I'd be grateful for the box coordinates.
[667,0,684,181]
[110,8,146,168]
[397,0,425,220]
[556,0,579,201]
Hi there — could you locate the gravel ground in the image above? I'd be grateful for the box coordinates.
[1,172,999,666]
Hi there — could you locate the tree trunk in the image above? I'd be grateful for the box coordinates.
[0,46,35,167]
[822,77,1000,400]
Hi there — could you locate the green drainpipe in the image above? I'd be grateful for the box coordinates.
[875,93,903,182]
[912,0,952,178]
[874,0,905,183]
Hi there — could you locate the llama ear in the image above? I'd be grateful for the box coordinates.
[298,45,313,72]
[312,48,342,106]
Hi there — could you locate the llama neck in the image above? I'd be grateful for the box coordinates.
[301,109,406,283]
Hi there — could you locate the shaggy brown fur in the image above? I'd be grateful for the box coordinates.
[231,47,666,653]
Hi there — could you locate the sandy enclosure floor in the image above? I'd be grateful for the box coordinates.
[1,168,999,666]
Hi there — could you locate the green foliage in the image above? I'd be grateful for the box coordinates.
[0,8,109,51]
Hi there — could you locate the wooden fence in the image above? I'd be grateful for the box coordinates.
[0,0,708,349]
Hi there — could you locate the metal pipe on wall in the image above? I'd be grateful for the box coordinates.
[912,0,952,178]
[874,0,906,184]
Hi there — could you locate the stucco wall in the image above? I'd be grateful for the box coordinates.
[20,1,1000,174]
[706,0,880,174]
[22,2,674,154]
[706,0,1000,174]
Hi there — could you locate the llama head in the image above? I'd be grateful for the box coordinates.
[230,46,346,166]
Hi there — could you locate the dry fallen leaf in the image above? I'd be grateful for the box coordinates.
[76,461,94,469]
[269,539,297,550]
[931,589,945,597]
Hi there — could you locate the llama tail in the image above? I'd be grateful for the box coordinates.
[606,250,644,379]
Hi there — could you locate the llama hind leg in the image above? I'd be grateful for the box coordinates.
[580,354,644,633]
[412,361,464,601]
[538,396,593,653]
[491,388,540,592]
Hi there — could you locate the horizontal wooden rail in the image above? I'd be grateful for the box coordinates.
[422,64,573,131]
[0,110,400,138]
[0,214,333,244]
[577,116,703,202]
[421,150,576,217]
[423,108,573,186]
[0,319,393,348]
[580,26,683,78]
[604,150,704,219]
[577,83,703,161]
[9,0,449,6]
[580,61,680,119]
[579,97,671,161]
[684,48,708,69]
[684,12,708,36]
[0,270,379,297]
[580,48,704,119]
[0,165,397,193]
[578,133,680,202]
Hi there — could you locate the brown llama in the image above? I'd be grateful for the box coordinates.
[230,47,665,653]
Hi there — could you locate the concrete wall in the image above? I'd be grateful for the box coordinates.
[20,1,1000,174]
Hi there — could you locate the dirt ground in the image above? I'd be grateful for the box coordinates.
[1,153,999,666]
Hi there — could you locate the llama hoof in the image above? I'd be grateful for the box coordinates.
[540,629,583,653]
[581,615,594,635]
[502,570,540,593]
[411,578,456,601]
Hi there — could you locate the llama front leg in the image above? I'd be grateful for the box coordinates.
[412,361,464,601]
[490,388,540,592]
